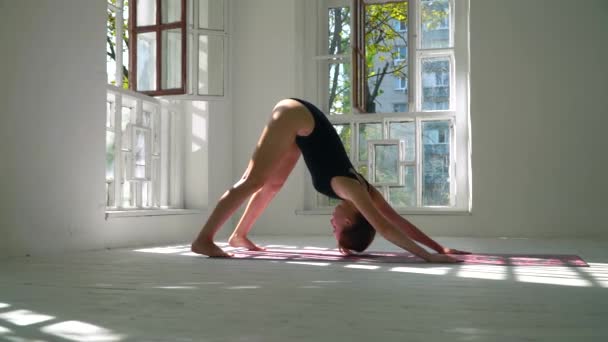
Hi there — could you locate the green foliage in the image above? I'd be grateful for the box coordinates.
[421,0,449,31]
[328,7,352,114]
[327,1,449,114]
[107,0,130,88]
[363,2,408,112]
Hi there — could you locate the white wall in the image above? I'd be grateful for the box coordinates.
[230,0,608,239]
[460,0,608,238]
[0,0,234,258]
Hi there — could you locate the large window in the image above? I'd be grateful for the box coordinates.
[105,0,227,211]
[315,0,469,212]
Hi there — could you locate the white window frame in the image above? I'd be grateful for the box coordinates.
[159,0,229,101]
[106,86,183,212]
[310,0,470,214]
[367,139,404,186]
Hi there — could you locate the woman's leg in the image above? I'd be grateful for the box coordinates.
[191,100,313,257]
[228,144,301,250]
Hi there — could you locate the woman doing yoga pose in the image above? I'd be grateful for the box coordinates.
[191,98,468,262]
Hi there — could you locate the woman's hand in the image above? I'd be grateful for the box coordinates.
[425,253,463,263]
[439,247,471,255]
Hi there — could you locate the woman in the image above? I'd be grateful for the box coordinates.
[191,98,468,262]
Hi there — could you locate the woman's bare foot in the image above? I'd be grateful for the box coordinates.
[228,235,266,251]
[191,240,232,257]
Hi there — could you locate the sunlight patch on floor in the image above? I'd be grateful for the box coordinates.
[390,267,451,275]
[286,261,331,266]
[0,301,126,342]
[134,246,190,254]
[224,286,261,290]
[344,264,381,270]
[514,267,592,287]
[0,310,54,326]
[303,246,330,250]
[41,320,125,342]
[264,245,298,249]
[457,265,507,280]
[582,263,608,288]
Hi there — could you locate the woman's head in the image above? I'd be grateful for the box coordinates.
[330,200,376,254]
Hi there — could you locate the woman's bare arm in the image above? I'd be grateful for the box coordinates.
[367,186,444,252]
[332,177,460,262]
[368,186,471,255]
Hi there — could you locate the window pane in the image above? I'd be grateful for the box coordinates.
[421,56,450,110]
[392,102,408,113]
[106,131,115,181]
[122,1,130,89]
[121,106,133,150]
[121,106,132,130]
[333,124,352,156]
[358,123,382,161]
[122,153,135,207]
[328,63,351,115]
[374,144,399,184]
[137,0,156,26]
[357,164,368,179]
[122,181,135,207]
[389,166,415,207]
[142,110,151,127]
[134,129,149,179]
[328,197,341,207]
[106,101,114,128]
[162,0,181,24]
[389,121,415,162]
[123,152,132,180]
[422,121,451,206]
[152,111,161,154]
[199,0,224,30]
[137,32,157,91]
[162,29,182,89]
[364,1,408,113]
[106,181,114,207]
[328,7,350,55]
[198,35,224,95]
[153,157,161,207]
[142,182,151,207]
[107,7,117,85]
[421,0,450,49]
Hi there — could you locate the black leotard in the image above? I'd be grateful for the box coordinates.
[292,98,368,199]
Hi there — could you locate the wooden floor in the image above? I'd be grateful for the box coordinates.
[1,236,607,342]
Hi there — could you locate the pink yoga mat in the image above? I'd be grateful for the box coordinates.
[226,248,588,267]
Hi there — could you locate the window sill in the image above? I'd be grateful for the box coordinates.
[105,209,204,219]
[295,208,471,216]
